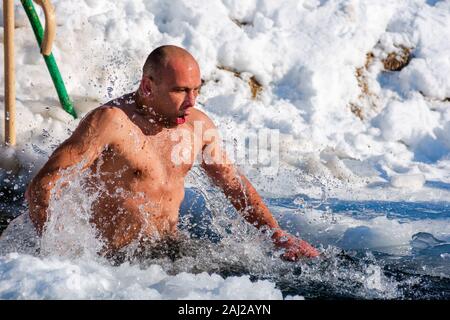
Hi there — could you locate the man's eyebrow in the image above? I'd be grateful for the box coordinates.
[173,84,202,90]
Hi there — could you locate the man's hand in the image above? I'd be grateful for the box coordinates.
[272,230,320,261]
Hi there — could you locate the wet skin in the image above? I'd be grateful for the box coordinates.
[26,47,319,260]
[82,97,205,251]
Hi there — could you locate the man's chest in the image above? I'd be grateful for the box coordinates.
[104,127,203,180]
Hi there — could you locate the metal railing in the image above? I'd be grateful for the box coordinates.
[3,0,77,146]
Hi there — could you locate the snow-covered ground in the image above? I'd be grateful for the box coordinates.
[1,0,450,200]
[0,0,449,299]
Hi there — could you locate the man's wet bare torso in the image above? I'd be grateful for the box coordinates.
[86,95,203,252]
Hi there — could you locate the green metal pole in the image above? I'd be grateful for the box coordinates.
[20,0,77,119]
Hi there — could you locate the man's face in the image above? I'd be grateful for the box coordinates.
[149,57,202,125]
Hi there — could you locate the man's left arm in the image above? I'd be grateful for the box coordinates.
[199,117,319,260]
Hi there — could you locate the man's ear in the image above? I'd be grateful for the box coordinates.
[140,76,153,97]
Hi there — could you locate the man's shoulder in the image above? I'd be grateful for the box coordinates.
[82,105,129,126]
[188,108,216,130]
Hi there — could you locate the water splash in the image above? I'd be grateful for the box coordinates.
[39,161,105,260]
[1,163,448,299]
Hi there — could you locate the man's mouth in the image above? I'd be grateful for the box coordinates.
[176,108,191,125]
[176,115,186,125]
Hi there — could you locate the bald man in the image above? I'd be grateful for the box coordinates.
[26,45,319,261]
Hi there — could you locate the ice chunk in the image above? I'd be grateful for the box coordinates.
[390,174,425,189]
[410,232,444,250]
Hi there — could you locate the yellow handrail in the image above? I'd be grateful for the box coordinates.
[33,0,55,56]
[3,0,16,146]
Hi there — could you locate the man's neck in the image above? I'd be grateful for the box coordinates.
[134,91,175,128]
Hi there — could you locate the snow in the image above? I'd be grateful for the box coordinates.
[1,0,449,199]
[0,253,283,299]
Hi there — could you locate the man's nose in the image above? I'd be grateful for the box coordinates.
[185,90,196,107]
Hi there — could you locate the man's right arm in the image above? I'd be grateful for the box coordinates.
[26,107,120,235]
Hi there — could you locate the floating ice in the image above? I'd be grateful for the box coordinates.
[390,174,425,190]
